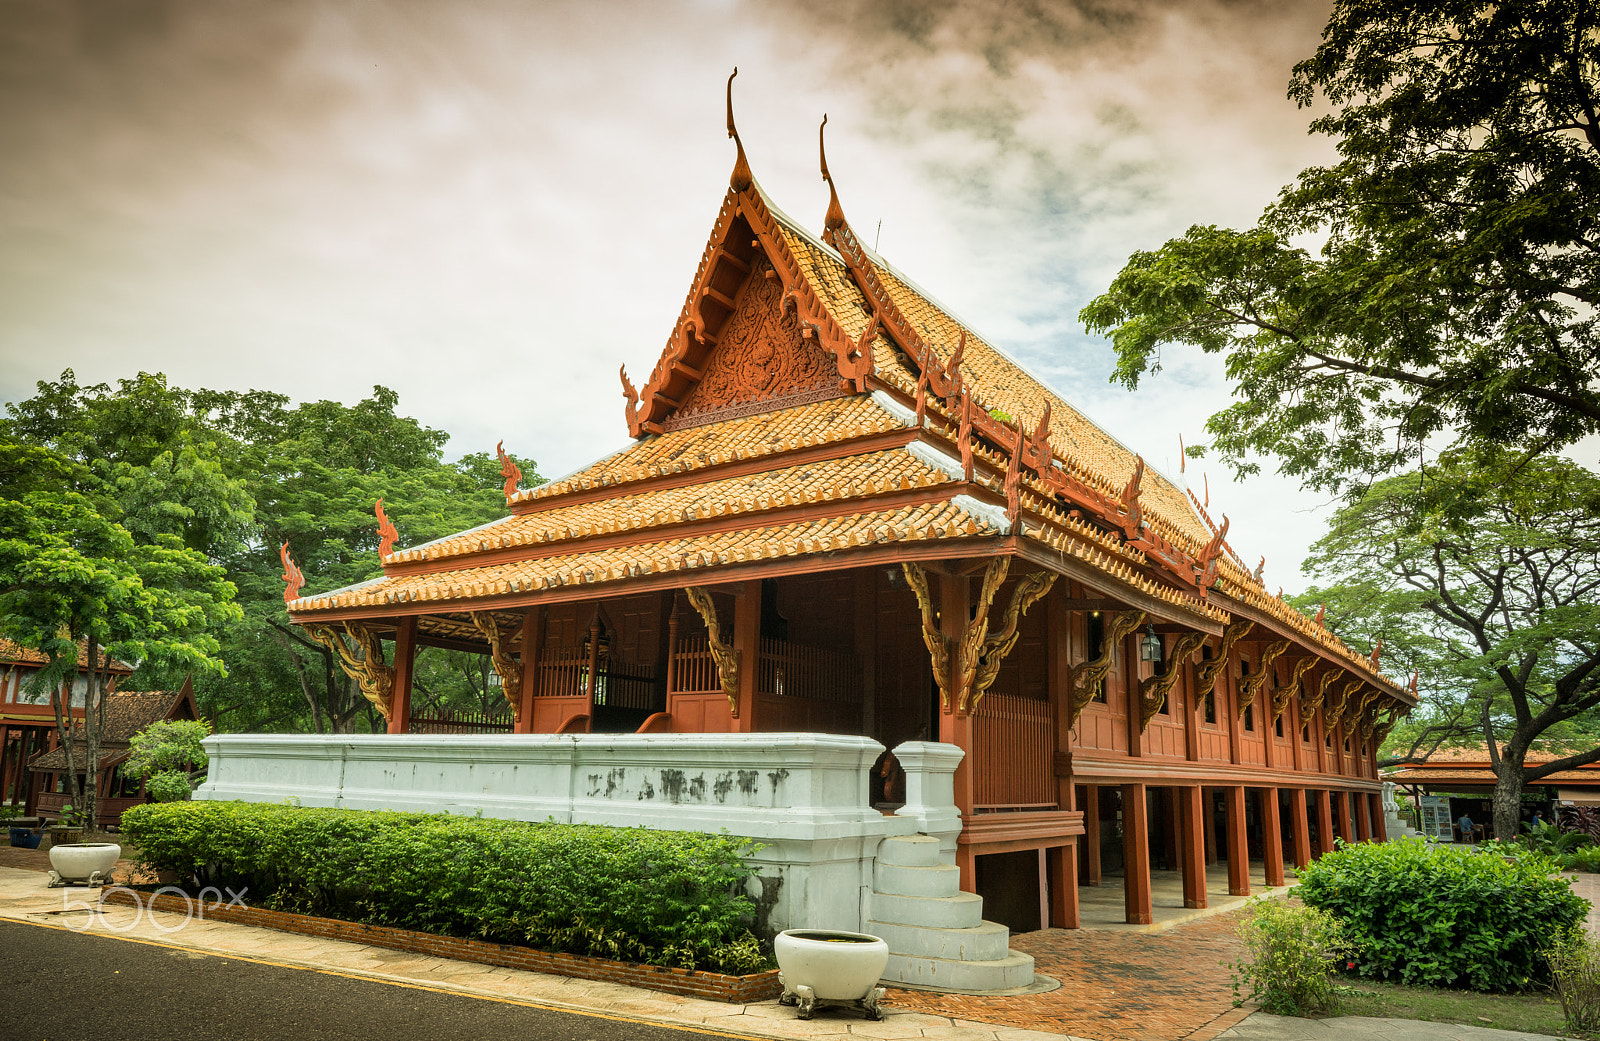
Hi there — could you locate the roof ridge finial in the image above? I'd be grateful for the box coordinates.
[727,67,752,192]
[819,114,845,233]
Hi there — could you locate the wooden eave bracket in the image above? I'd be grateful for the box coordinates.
[1138,630,1206,732]
[1236,638,1290,718]
[963,562,1056,715]
[306,622,395,723]
[1272,655,1318,723]
[469,611,523,722]
[902,562,953,712]
[1195,620,1251,717]
[1066,609,1146,729]
[684,585,740,717]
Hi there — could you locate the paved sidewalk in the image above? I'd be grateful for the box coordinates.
[0,856,1582,1041]
[0,866,1070,1041]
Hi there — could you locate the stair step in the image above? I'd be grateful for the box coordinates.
[882,950,1035,992]
[877,835,943,868]
[866,918,1012,962]
[874,861,960,898]
[870,890,984,929]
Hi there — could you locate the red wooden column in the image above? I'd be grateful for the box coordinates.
[1083,785,1102,886]
[1225,784,1250,895]
[732,581,761,732]
[514,608,541,733]
[1179,784,1207,909]
[1260,788,1286,887]
[1290,788,1313,868]
[385,616,417,735]
[0,728,11,806]
[1203,786,1218,864]
[938,571,977,891]
[1122,782,1153,925]
[1049,786,1080,928]
[1316,789,1335,856]
[1046,585,1079,928]
[1370,792,1388,842]
[1355,790,1372,842]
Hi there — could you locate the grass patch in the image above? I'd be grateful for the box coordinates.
[1332,978,1575,1037]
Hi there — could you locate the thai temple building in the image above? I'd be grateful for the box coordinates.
[282,81,1413,932]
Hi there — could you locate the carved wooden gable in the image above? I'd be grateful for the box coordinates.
[664,257,842,431]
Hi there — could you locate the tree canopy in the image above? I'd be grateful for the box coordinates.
[1081,0,1600,491]
[2,370,541,735]
[1295,446,1600,839]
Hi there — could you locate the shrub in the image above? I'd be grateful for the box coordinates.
[1548,927,1600,1034]
[1556,846,1600,873]
[1226,898,1349,1016]
[1521,821,1593,857]
[1296,836,1586,991]
[121,801,764,972]
[144,769,194,803]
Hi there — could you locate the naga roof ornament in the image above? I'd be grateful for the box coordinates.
[726,67,751,192]
[279,542,305,605]
[375,498,398,559]
[497,441,522,501]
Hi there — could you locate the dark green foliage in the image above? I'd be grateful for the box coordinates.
[1296,837,1587,991]
[1556,847,1600,874]
[121,802,765,973]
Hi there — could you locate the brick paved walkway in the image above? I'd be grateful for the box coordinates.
[883,906,1250,1041]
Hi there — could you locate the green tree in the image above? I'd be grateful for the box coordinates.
[1296,446,1600,840]
[125,719,211,803]
[0,475,239,832]
[3,371,541,734]
[1081,0,1600,491]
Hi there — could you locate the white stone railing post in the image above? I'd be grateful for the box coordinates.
[891,740,964,864]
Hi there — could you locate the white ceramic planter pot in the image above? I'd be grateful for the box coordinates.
[775,929,889,1020]
[48,842,121,883]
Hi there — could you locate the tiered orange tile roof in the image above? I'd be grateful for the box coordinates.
[287,173,1407,700]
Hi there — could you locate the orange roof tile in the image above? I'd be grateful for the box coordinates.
[296,499,997,612]
[394,449,950,566]
[0,638,133,674]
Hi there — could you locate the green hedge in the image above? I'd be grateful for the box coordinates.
[121,801,764,973]
[1296,837,1587,991]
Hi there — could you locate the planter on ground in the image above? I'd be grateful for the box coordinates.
[9,827,42,849]
[774,929,889,1021]
[46,826,82,848]
[47,842,120,887]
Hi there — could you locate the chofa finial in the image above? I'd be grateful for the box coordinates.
[819,114,845,233]
[727,68,752,192]
[279,542,305,605]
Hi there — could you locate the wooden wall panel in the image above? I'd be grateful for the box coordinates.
[872,572,933,750]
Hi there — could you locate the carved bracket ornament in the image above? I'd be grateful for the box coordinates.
[1138,630,1207,732]
[1067,610,1146,728]
[1325,679,1364,737]
[967,564,1057,715]
[1195,620,1252,716]
[375,498,398,560]
[497,441,522,501]
[470,612,523,721]
[951,559,1008,716]
[1352,689,1382,742]
[1274,656,1318,723]
[902,563,953,712]
[307,623,395,722]
[279,542,305,605]
[685,586,740,716]
[1237,639,1291,718]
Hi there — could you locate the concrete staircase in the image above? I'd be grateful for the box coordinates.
[867,835,1035,992]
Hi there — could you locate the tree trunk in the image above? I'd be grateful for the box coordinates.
[1492,751,1527,841]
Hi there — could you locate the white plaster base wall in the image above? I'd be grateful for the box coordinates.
[195,732,924,935]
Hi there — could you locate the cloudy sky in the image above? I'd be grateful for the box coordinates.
[0,0,1344,592]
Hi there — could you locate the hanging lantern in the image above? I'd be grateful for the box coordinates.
[1140,624,1163,663]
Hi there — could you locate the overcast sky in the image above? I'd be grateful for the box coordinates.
[0,0,1347,593]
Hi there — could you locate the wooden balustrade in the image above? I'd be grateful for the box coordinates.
[975,692,1055,810]
[756,638,859,703]
[407,707,514,734]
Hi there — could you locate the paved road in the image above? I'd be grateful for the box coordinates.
[0,920,757,1041]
